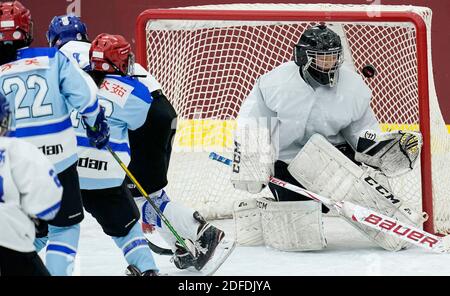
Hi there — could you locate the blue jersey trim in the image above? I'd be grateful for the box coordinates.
[76,136,131,154]
[156,201,169,228]
[80,100,99,116]
[123,238,148,256]
[54,154,78,174]
[16,47,58,60]
[15,117,72,138]
[36,201,62,220]
[79,177,124,190]
[46,244,77,256]
[106,76,152,104]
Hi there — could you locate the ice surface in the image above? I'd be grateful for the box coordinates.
[40,212,450,276]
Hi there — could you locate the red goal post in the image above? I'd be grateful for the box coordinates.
[135,4,449,235]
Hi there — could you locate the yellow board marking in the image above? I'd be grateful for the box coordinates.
[174,119,450,148]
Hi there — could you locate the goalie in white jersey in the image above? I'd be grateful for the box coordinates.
[0,94,63,276]
[47,15,228,273]
[232,24,424,252]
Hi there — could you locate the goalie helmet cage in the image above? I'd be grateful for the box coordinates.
[136,4,450,235]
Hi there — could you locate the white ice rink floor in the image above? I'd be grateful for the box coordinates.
[41,212,450,276]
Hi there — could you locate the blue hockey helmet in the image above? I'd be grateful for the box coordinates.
[0,93,11,137]
[46,14,88,48]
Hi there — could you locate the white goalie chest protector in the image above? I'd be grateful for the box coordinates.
[237,61,379,164]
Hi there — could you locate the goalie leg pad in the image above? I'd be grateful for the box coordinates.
[287,134,424,251]
[233,199,264,246]
[257,198,327,251]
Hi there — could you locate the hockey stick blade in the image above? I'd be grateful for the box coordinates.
[146,238,174,256]
[209,152,450,254]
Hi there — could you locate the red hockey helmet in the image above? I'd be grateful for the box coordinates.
[0,1,33,44]
[89,33,134,76]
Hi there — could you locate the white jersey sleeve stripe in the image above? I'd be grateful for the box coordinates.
[35,201,62,221]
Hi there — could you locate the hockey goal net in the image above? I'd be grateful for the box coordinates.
[136,3,450,234]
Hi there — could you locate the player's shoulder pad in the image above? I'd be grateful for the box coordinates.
[105,75,152,104]
[16,47,58,60]
[338,66,372,97]
[1,137,41,163]
[338,65,372,109]
[258,61,304,89]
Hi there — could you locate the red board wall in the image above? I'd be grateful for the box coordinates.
[22,0,450,122]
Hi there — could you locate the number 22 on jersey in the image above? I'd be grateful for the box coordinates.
[2,75,53,119]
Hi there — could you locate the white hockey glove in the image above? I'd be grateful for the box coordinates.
[355,130,422,177]
[230,126,273,194]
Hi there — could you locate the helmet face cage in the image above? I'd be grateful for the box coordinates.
[306,49,343,74]
[0,111,11,136]
[127,52,135,76]
[0,99,11,137]
[91,52,134,76]
[293,24,344,87]
[304,48,343,87]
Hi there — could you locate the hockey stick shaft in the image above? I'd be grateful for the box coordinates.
[106,145,194,256]
[209,152,448,253]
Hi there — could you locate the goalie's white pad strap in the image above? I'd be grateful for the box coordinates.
[257,198,327,251]
[287,134,424,251]
[233,199,264,246]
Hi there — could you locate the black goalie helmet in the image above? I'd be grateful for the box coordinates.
[294,24,343,87]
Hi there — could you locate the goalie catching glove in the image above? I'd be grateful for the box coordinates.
[355,130,422,177]
[231,126,274,194]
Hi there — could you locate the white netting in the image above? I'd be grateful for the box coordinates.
[140,3,450,233]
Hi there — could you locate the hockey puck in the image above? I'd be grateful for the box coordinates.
[362,64,376,78]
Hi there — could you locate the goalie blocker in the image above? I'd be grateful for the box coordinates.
[287,133,425,251]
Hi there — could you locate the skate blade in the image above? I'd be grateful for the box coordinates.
[199,239,236,276]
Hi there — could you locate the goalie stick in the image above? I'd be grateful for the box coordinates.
[209,152,450,254]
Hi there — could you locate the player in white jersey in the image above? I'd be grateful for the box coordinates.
[0,94,63,276]
[231,24,423,252]
[47,15,227,272]
[0,1,110,276]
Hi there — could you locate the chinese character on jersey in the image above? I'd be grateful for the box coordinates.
[25,59,40,66]
[100,80,111,91]
[111,84,127,98]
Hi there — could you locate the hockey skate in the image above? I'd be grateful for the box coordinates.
[164,212,235,275]
[193,221,225,271]
[125,265,159,276]
[170,212,225,271]
[170,222,226,271]
[172,239,196,270]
